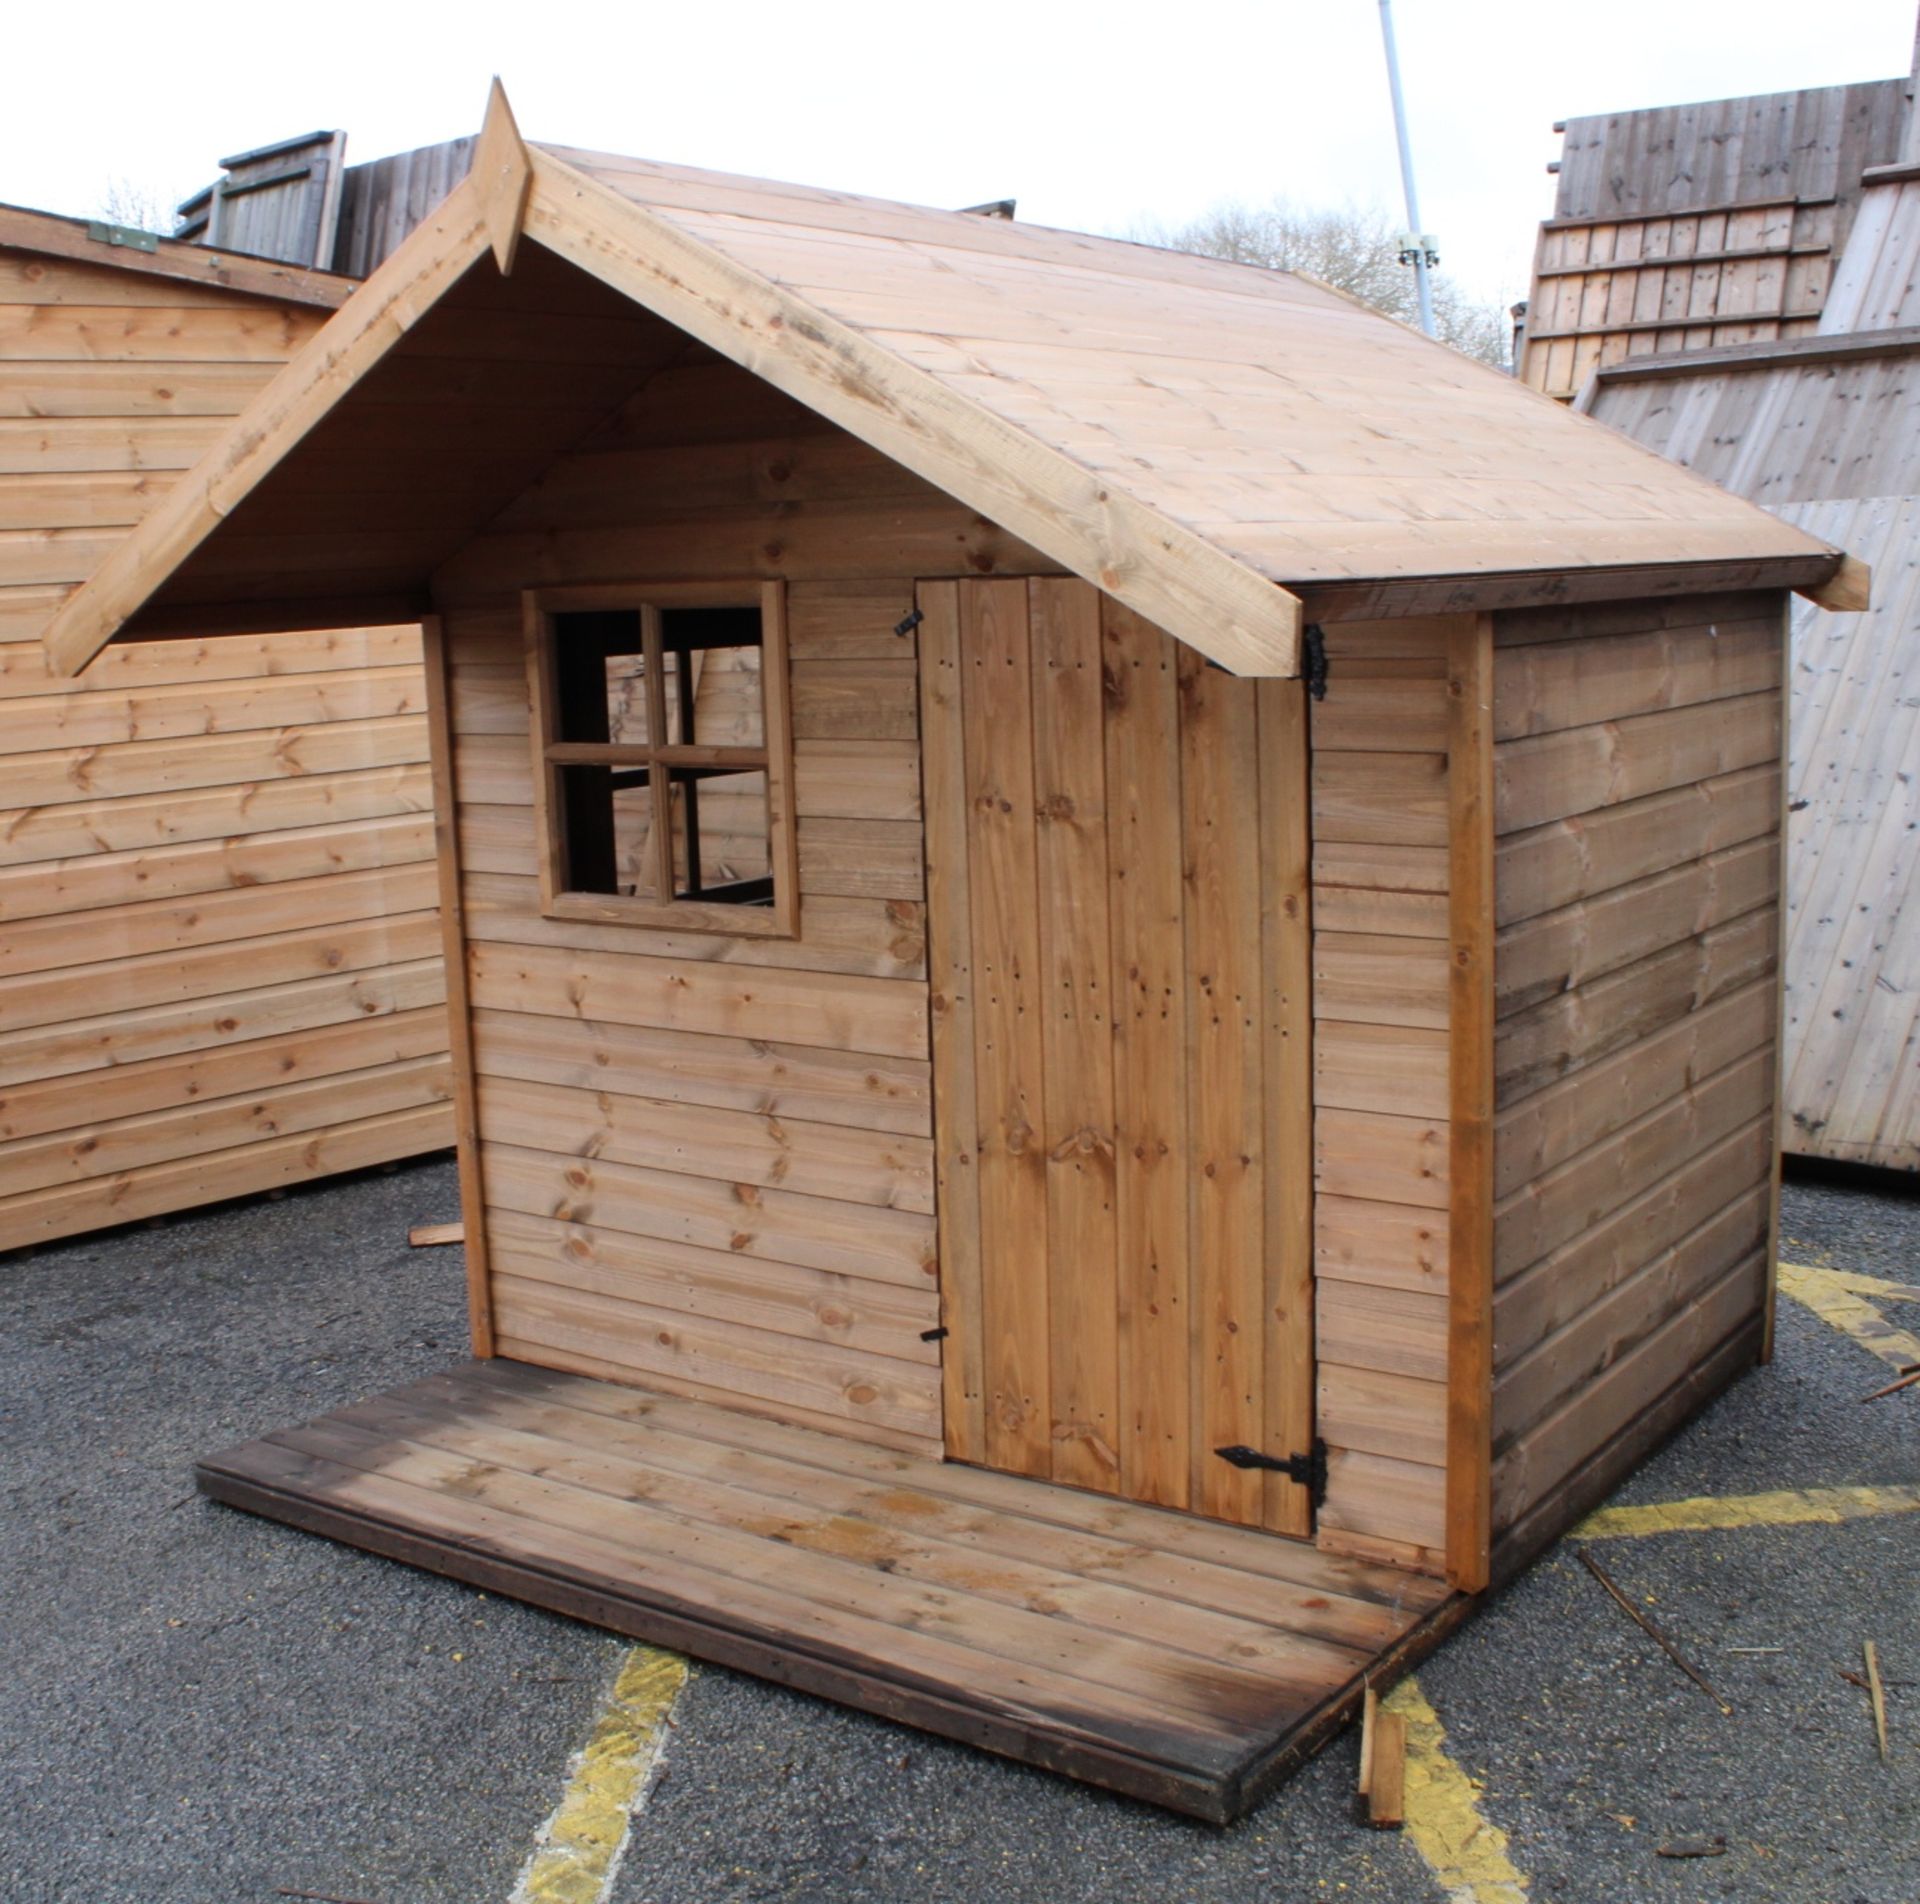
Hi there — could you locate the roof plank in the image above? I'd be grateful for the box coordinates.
[524,151,1303,676]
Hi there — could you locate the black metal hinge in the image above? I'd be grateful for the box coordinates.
[1215,1438,1328,1507]
[1302,622,1330,702]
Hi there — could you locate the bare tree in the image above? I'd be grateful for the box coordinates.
[1133,199,1511,368]
[97,177,176,237]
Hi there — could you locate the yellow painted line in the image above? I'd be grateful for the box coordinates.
[1576,1482,1920,1540]
[1386,1676,1530,1904]
[1783,1262,1920,1304]
[1777,1260,1920,1372]
[509,1644,688,1904]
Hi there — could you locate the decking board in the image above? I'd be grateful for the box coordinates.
[196,1358,1458,1821]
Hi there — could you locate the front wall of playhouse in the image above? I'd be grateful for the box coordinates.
[432,353,1039,1480]
[424,342,1790,1586]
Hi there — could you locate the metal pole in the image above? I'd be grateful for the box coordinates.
[1378,0,1436,338]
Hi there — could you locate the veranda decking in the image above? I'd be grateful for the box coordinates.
[197,1358,1462,1820]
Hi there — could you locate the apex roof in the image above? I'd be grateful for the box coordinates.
[41,84,1847,679]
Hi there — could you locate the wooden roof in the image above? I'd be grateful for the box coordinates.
[0,201,355,308]
[40,85,1843,681]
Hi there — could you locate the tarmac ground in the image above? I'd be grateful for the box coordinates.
[2,1154,1915,1904]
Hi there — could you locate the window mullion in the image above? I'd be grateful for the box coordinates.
[640,606,675,904]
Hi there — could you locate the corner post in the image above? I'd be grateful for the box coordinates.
[1761,592,1793,1362]
[1444,612,1495,1591]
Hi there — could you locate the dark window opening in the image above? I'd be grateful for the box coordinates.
[544,603,776,910]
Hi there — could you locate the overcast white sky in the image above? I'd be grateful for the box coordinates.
[6,0,1916,308]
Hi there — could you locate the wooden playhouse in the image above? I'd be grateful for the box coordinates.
[40,90,1862,1819]
[0,205,451,1250]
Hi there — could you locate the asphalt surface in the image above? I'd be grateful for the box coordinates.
[1,1156,1915,1904]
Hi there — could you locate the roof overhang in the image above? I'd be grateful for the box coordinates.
[37,82,1862,681]
[39,83,1304,680]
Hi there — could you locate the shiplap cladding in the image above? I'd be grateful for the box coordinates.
[0,235,451,1250]
[1585,326,1920,1169]
[439,349,1059,1454]
[1520,77,1910,398]
[1486,594,1786,1552]
[1308,619,1459,1572]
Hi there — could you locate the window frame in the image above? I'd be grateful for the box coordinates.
[523,579,799,939]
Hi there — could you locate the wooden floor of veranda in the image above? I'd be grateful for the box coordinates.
[196,1359,1462,1821]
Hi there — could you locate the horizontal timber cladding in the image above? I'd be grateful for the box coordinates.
[445,577,964,1449]
[1308,616,1485,1579]
[0,237,452,1252]
[428,343,1071,1446]
[1486,594,1788,1547]
[920,579,1314,1534]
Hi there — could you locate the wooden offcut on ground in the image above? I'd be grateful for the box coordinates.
[196,1358,1459,1821]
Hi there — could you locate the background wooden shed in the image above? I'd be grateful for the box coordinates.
[1514,20,1920,1172]
[38,95,1857,1817]
[0,205,452,1250]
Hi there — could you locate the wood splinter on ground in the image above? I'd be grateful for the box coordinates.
[1655,1836,1727,1860]
[1865,1641,1890,1762]
[407,1221,465,1248]
[1860,1363,1920,1402]
[1578,1548,1732,1715]
[1356,1684,1407,1829]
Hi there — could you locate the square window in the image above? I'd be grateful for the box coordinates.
[527,586,796,935]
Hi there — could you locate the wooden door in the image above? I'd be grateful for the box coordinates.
[917,577,1316,1535]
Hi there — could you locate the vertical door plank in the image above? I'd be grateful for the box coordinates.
[1179,648,1267,1524]
[1103,601,1193,1510]
[917,581,984,1462]
[1445,613,1495,1592]
[961,578,1052,1476]
[1029,577,1121,1492]
[1258,677,1316,1536]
